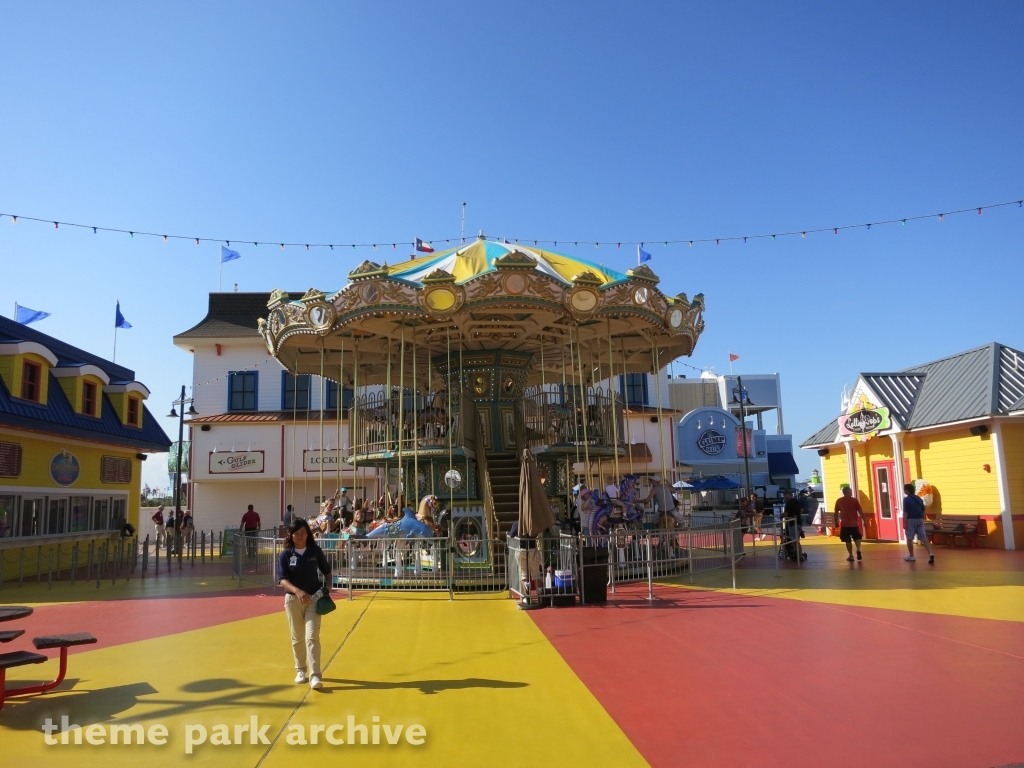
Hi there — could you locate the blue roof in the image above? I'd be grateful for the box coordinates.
[0,316,171,451]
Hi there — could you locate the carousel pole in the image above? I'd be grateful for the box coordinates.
[353,339,359,505]
[622,336,635,478]
[460,334,469,520]
[398,325,406,508]
[319,340,325,506]
[290,364,298,518]
[566,330,580,490]
[607,319,621,485]
[413,329,419,508]
[575,326,592,492]
[653,338,670,523]
[386,335,392,506]
[338,334,344,499]
[446,324,454,516]
[428,334,435,498]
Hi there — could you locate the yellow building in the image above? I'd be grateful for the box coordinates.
[0,316,170,574]
[802,343,1024,549]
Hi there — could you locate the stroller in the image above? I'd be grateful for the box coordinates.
[778,517,807,562]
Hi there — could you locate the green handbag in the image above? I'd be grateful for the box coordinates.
[315,578,336,615]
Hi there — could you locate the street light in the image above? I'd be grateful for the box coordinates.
[732,377,754,502]
[168,385,197,561]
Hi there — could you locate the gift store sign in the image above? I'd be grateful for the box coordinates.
[208,451,265,474]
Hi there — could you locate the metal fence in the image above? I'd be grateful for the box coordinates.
[0,534,137,590]
[232,518,756,603]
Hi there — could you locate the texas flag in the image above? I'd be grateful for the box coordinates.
[415,238,435,253]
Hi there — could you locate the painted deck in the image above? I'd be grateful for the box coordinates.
[1,534,1022,767]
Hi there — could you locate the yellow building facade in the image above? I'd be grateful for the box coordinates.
[0,317,170,579]
[804,343,1023,550]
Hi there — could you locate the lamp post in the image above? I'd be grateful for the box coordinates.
[167,386,198,561]
[733,377,753,501]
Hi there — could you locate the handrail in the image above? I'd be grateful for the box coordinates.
[350,388,464,457]
[475,414,498,541]
[520,387,624,452]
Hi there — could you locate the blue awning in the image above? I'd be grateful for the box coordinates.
[767,451,800,476]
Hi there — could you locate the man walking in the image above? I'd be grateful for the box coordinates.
[648,476,684,526]
[151,505,165,551]
[902,483,934,564]
[834,487,866,562]
[241,504,261,561]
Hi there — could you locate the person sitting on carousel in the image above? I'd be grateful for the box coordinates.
[341,506,370,538]
[367,495,434,539]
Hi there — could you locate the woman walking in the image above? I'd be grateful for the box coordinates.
[277,518,332,690]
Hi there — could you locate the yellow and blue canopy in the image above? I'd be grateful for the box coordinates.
[386,240,629,287]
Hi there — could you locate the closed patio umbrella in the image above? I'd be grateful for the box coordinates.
[518,449,556,537]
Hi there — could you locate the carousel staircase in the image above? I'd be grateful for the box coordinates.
[486,453,521,537]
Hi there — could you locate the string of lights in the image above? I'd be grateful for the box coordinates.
[1,197,1020,253]
[194,357,279,388]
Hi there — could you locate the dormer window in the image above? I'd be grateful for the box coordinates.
[21,360,41,402]
[127,396,140,427]
[82,381,98,416]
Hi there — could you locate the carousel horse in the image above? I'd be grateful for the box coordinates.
[366,505,434,539]
[588,475,644,537]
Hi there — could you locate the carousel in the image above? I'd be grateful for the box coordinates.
[258,235,705,558]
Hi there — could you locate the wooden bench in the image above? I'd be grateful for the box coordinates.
[0,632,97,711]
[924,516,981,548]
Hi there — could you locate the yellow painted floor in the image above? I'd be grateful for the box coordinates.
[1,591,647,767]
[671,534,1024,622]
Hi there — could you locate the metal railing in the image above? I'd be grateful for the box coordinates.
[232,530,510,599]
[0,533,137,590]
[521,386,623,451]
[351,389,466,456]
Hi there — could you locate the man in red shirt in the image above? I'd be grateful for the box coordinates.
[240,504,261,561]
[834,487,867,562]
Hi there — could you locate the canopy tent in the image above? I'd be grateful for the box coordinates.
[688,476,740,491]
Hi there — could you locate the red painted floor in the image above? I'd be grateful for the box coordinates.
[2,591,282,658]
[530,584,1024,768]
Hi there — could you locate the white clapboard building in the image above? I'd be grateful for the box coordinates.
[173,292,373,533]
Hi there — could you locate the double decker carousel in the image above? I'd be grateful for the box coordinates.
[258,236,705,581]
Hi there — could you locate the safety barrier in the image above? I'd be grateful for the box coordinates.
[0,533,137,590]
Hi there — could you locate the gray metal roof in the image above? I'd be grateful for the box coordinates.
[801,342,1024,447]
[174,292,301,341]
[802,420,839,447]
[861,373,924,428]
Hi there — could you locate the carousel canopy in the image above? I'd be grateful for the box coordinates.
[259,235,705,388]
[387,240,629,288]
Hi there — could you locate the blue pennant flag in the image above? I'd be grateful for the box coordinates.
[15,303,50,325]
[221,245,241,263]
[115,301,132,329]
[638,246,652,264]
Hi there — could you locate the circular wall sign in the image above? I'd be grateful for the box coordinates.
[696,429,727,456]
[50,449,80,486]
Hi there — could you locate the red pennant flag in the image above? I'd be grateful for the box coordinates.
[729,353,740,362]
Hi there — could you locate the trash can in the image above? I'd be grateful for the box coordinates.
[580,546,608,605]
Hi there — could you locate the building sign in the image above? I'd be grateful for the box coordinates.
[303,449,344,473]
[697,429,727,455]
[838,396,891,442]
[208,451,265,474]
[735,426,753,458]
[50,449,80,486]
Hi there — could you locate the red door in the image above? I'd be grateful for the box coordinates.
[872,461,899,540]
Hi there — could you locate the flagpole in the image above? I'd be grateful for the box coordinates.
[219,250,223,292]
[729,354,733,375]
[113,326,118,363]
[13,302,17,321]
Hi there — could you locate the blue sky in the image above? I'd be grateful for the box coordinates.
[1,2,1022,490]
